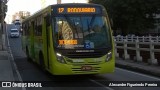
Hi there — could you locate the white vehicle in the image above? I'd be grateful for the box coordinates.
[10,28,20,38]
[14,19,21,25]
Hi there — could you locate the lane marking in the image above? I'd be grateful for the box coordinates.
[89,79,114,90]
[116,67,160,81]
[6,24,26,90]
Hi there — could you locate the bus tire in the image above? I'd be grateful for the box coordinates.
[39,52,45,71]
[26,47,32,62]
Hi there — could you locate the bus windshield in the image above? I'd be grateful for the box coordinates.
[11,30,18,32]
[54,15,112,49]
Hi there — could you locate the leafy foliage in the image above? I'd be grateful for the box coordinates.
[90,0,160,35]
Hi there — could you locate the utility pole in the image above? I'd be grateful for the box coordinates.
[57,0,61,4]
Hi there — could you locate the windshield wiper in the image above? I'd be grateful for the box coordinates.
[90,15,96,26]
[72,19,79,39]
[87,15,96,33]
[87,19,91,32]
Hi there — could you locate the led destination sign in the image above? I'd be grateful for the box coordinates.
[56,7,101,14]
[58,7,96,13]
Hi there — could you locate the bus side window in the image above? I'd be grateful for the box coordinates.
[37,16,42,36]
[45,14,51,47]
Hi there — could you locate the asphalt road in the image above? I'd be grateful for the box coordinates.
[7,24,160,90]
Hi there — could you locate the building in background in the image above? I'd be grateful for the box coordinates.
[12,11,30,23]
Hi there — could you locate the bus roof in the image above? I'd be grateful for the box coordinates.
[51,3,104,7]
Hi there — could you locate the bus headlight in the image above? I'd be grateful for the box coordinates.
[56,53,66,63]
[106,51,112,62]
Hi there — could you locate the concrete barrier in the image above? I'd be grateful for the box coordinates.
[114,36,160,65]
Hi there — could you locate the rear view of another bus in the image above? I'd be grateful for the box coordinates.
[50,4,115,75]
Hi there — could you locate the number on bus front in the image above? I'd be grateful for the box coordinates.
[58,8,64,13]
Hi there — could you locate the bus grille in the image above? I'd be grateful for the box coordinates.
[65,52,106,58]
[57,48,111,58]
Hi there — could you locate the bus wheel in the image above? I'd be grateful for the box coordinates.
[39,52,45,71]
[26,48,31,62]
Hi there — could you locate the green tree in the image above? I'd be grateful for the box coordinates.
[90,0,160,35]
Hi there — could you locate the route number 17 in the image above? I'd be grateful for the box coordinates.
[58,8,64,13]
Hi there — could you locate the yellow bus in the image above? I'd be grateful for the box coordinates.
[21,3,115,75]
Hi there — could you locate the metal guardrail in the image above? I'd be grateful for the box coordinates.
[114,36,160,65]
[114,36,160,42]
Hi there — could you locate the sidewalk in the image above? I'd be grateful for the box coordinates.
[0,24,22,90]
[116,58,160,77]
[0,50,22,90]
[0,51,15,81]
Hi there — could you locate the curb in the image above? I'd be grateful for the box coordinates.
[115,62,160,78]
[6,24,26,90]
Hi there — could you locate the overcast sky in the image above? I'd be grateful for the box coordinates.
[6,0,88,15]
[5,0,88,23]
[7,0,41,15]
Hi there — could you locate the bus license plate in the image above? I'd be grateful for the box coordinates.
[81,66,92,71]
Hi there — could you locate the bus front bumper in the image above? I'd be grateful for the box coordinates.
[51,61,115,75]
